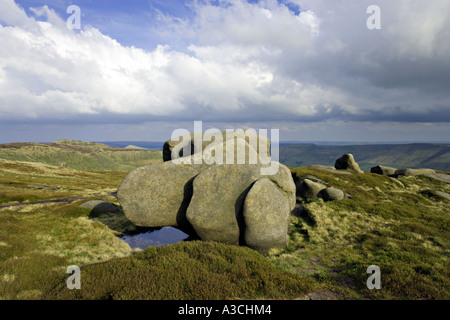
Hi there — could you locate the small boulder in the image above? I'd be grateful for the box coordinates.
[335,154,363,173]
[80,200,120,215]
[296,178,327,198]
[435,191,450,201]
[371,165,397,176]
[318,187,345,201]
[301,175,327,185]
[423,173,450,184]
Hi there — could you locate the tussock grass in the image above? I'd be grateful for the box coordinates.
[44,241,316,300]
[0,158,448,300]
[269,167,450,299]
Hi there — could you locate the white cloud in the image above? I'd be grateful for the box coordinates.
[0,0,449,127]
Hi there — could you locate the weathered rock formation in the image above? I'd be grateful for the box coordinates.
[395,168,436,176]
[370,165,397,176]
[296,178,327,198]
[118,132,294,254]
[335,154,363,173]
[318,187,345,201]
[163,129,271,163]
[293,174,346,202]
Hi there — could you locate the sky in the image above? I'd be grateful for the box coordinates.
[0,0,449,143]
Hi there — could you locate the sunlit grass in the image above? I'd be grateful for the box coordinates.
[0,159,448,300]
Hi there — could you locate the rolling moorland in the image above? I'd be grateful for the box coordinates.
[279,143,450,172]
[0,140,448,299]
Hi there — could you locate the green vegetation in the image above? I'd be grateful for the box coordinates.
[45,241,315,300]
[280,143,450,171]
[0,158,315,300]
[270,167,449,299]
[0,140,162,171]
[0,143,449,300]
[0,158,126,205]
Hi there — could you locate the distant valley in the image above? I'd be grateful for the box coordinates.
[0,140,162,171]
[279,143,450,171]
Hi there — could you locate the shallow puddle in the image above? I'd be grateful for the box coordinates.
[119,227,189,249]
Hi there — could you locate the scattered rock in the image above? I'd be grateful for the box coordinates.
[423,173,450,184]
[395,168,436,176]
[334,154,364,173]
[80,200,120,214]
[435,191,450,201]
[296,178,327,198]
[301,175,327,185]
[318,187,345,201]
[243,178,291,253]
[371,165,397,176]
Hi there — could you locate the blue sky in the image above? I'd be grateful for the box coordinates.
[0,0,449,142]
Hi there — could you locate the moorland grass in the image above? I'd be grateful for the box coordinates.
[0,161,448,300]
[0,141,162,171]
[43,241,316,300]
[268,167,450,299]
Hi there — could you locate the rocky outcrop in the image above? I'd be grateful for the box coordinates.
[163,130,271,163]
[371,165,397,176]
[423,173,450,184]
[335,154,364,173]
[296,178,327,198]
[318,187,345,201]
[435,191,450,201]
[186,163,295,245]
[118,132,295,254]
[395,168,436,176]
[293,175,346,202]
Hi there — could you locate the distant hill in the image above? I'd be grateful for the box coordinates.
[279,143,450,171]
[97,141,164,150]
[1,140,448,172]
[0,140,162,171]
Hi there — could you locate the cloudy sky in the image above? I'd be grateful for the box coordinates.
[0,0,449,143]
